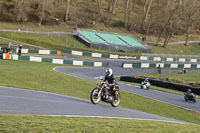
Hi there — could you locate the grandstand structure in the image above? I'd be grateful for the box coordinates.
[76,30,150,53]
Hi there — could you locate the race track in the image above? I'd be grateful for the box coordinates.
[54,67,200,112]
[0,86,191,124]
[0,54,198,124]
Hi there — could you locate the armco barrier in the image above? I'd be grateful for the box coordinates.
[3,54,109,67]
[7,47,200,63]
[122,63,200,69]
[120,76,200,95]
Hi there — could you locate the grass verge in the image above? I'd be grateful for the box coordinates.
[0,115,200,133]
[0,60,200,125]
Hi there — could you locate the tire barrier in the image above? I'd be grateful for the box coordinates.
[6,47,199,63]
[1,46,200,64]
[3,54,109,67]
[11,48,119,59]
[120,76,200,95]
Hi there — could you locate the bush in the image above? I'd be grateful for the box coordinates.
[0,12,16,22]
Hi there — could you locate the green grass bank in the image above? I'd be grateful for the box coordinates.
[0,115,200,133]
[0,60,200,125]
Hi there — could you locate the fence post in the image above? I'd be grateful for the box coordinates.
[162,53,164,63]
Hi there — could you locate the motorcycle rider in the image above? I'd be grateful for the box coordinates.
[185,89,196,103]
[104,68,118,99]
[144,78,149,84]
[186,89,192,96]
[104,68,116,90]
[141,78,150,89]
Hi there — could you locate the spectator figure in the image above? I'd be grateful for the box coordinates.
[18,45,22,56]
[179,68,186,74]
[182,68,186,74]
[142,37,146,42]
[157,64,161,74]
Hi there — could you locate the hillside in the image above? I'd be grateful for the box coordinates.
[0,0,200,54]
[1,0,200,45]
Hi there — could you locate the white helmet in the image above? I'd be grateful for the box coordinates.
[106,68,113,77]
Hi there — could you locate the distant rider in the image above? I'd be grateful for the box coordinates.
[144,78,149,84]
[186,89,192,96]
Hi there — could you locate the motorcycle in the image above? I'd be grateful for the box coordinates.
[141,81,150,90]
[90,77,120,107]
[184,93,196,103]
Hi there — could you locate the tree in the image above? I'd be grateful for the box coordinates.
[125,0,130,28]
[38,0,46,27]
[16,0,30,22]
[97,0,102,15]
[155,0,181,47]
[65,0,70,22]
[111,0,118,14]
[108,0,112,11]
[144,8,153,39]
[141,0,154,32]
[182,0,199,46]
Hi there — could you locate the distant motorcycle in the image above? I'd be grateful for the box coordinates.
[184,93,196,103]
[141,81,150,90]
[90,77,120,107]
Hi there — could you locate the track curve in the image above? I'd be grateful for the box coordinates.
[54,67,200,112]
[0,86,191,124]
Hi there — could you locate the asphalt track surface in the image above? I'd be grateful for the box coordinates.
[0,86,191,124]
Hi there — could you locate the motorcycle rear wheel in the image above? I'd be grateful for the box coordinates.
[193,99,196,103]
[111,92,120,107]
[90,88,101,104]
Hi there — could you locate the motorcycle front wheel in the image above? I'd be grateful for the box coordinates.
[90,88,101,104]
[184,95,188,102]
[111,92,120,107]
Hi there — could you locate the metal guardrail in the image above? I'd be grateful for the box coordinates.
[142,53,200,58]
[90,43,150,53]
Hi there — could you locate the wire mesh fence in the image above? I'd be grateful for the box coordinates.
[89,43,150,53]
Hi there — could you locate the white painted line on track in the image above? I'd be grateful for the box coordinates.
[48,115,193,125]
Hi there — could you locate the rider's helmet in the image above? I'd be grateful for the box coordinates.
[188,89,191,93]
[106,68,113,77]
[145,78,149,82]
